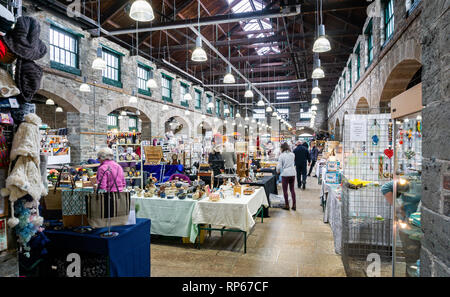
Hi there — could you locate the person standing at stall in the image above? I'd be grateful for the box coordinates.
[276,143,296,211]
[96,147,126,192]
[308,142,319,177]
[293,141,311,190]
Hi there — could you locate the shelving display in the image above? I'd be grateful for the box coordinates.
[40,128,70,165]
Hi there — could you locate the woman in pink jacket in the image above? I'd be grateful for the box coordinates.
[96,147,126,192]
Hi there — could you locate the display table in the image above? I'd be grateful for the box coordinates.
[241,175,277,217]
[192,187,269,253]
[137,164,184,183]
[322,183,342,254]
[133,196,198,243]
[43,218,151,277]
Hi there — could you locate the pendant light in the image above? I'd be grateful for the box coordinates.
[312,57,325,79]
[224,105,230,114]
[312,96,320,105]
[121,110,127,116]
[162,104,169,111]
[238,123,242,128]
[313,24,331,53]
[207,98,214,109]
[244,84,254,98]
[251,118,256,124]
[223,66,235,84]
[191,1,207,62]
[55,106,63,113]
[129,90,137,103]
[46,98,54,105]
[185,109,190,116]
[147,70,157,89]
[266,105,273,113]
[92,47,106,70]
[224,119,228,124]
[272,110,277,117]
[130,0,155,22]
[118,115,123,120]
[245,115,249,122]
[311,80,321,95]
[257,96,265,107]
[79,77,91,93]
[311,105,318,111]
[201,114,206,120]
[235,110,241,118]
[184,91,193,101]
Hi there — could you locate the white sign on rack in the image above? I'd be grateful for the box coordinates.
[350,119,367,142]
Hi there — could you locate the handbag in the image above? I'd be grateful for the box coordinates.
[41,165,75,220]
[86,168,130,229]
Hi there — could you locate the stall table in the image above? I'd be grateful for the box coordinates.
[137,164,184,183]
[43,218,151,277]
[133,196,198,243]
[241,175,277,217]
[192,187,269,253]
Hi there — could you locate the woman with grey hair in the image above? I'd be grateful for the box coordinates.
[96,147,126,192]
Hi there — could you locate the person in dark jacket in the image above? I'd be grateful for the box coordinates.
[293,141,310,190]
[308,142,319,176]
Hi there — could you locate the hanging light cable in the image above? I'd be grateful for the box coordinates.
[191,1,207,62]
[92,1,106,70]
[146,22,157,89]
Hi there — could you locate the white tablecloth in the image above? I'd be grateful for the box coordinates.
[322,183,342,254]
[192,187,269,233]
[132,196,198,243]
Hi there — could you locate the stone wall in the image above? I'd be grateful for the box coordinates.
[419,0,450,277]
[326,1,422,138]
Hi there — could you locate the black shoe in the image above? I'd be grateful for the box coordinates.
[302,184,306,190]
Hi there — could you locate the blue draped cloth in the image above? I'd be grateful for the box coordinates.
[137,164,184,183]
[44,218,151,277]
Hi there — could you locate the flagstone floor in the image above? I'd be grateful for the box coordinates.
[150,176,346,277]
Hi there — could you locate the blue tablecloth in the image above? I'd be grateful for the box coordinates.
[44,218,151,277]
[137,164,184,182]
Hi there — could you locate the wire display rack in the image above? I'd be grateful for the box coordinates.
[341,114,394,276]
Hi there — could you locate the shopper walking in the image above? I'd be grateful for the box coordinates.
[276,143,297,210]
[308,142,319,177]
[293,141,311,190]
[96,147,126,192]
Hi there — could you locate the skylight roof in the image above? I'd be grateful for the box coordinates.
[227,0,279,55]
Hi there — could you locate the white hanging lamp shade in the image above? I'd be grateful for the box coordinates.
[244,115,249,122]
[55,106,63,112]
[224,119,228,124]
[313,25,331,53]
[162,104,169,111]
[79,77,91,93]
[121,110,127,116]
[311,79,321,95]
[191,36,207,62]
[238,123,242,128]
[46,98,54,105]
[244,84,254,98]
[312,110,317,115]
[92,47,107,70]
[146,71,158,89]
[272,111,277,117]
[207,101,214,109]
[129,90,137,103]
[312,97,320,105]
[223,106,230,114]
[257,97,265,106]
[183,92,192,101]
[312,58,325,79]
[251,118,256,123]
[223,65,235,84]
[129,0,155,22]
[311,105,318,111]
[235,111,241,118]
[266,105,273,112]
[118,115,123,120]
[232,121,236,126]
[185,109,190,116]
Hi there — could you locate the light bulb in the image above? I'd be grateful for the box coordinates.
[46,99,54,105]
[92,47,106,70]
[313,25,331,53]
[223,66,235,84]
[147,78,157,89]
[129,0,155,22]
[191,36,207,62]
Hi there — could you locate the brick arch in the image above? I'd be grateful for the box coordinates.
[160,110,192,138]
[355,97,370,114]
[37,88,87,114]
[100,98,155,124]
[335,118,341,141]
[379,58,422,108]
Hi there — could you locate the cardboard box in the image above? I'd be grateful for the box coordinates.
[325,172,341,184]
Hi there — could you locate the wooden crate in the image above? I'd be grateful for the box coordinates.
[143,146,163,165]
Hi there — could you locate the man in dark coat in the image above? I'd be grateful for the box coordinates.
[293,141,310,190]
[308,142,319,176]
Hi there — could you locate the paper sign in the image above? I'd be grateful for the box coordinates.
[350,119,367,142]
[9,98,19,108]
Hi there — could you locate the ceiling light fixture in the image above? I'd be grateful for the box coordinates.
[129,90,137,103]
[311,80,321,95]
[313,24,331,53]
[244,84,254,98]
[55,106,63,112]
[46,99,54,105]
[312,57,325,79]
[311,105,318,111]
[191,36,207,62]
[223,65,235,84]
[129,0,155,22]
[92,47,106,70]
[257,97,265,107]
[79,77,91,92]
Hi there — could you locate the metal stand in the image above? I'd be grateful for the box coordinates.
[100,194,119,238]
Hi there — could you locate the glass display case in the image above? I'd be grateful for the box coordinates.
[392,112,423,277]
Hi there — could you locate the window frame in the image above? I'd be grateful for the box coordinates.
[180,82,190,107]
[384,0,395,45]
[102,47,123,88]
[348,62,352,91]
[49,25,81,76]
[161,73,174,102]
[194,89,202,110]
[137,62,152,97]
[229,105,234,118]
[355,44,361,82]
[206,94,213,114]
[216,99,221,116]
[128,115,138,132]
[107,113,119,130]
[365,19,374,68]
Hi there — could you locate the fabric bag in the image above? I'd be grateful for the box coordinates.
[86,168,130,229]
[62,188,91,228]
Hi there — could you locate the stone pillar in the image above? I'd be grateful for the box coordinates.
[420,0,450,277]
